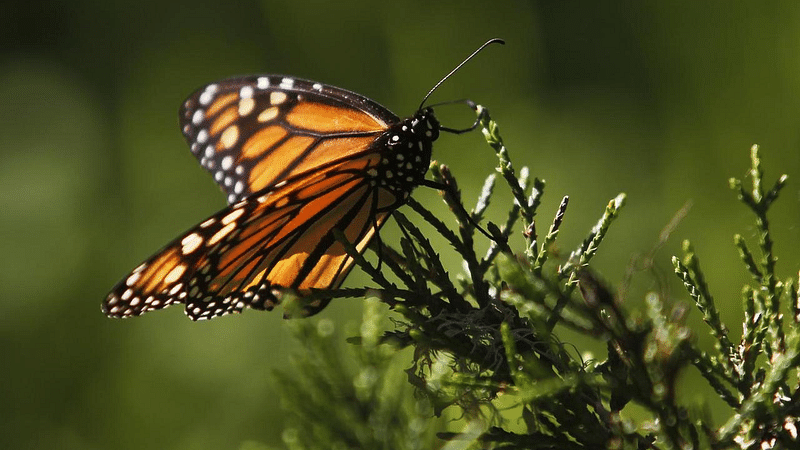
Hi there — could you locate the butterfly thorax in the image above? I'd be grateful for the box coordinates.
[372,107,439,206]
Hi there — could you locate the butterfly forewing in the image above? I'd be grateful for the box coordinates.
[179,75,399,204]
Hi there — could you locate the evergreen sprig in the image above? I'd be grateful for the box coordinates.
[273,113,799,450]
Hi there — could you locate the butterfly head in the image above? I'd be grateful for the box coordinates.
[408,107,440,143]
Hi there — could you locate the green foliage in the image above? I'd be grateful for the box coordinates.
[273,113,799,449]
[272,299,447,450]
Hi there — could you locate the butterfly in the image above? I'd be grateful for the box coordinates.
[102,39,503,321]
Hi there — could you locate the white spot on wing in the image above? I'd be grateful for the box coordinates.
[220,126,239,149]
[126,272,141,286]
[209,222,236,245]
[280,77,294,88]
[221,155,233,171]
[257,106,279,122]
[270,91,287,105]
[239,86,254,99]
[222,208,244,225]
[238,97,255,116]
[199,91,214,105]
[181,232,204,254]
[257,77,269,89]
[164,264,186,284]
[192,109,204,125]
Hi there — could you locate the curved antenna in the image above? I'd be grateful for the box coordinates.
[418,38,505,110]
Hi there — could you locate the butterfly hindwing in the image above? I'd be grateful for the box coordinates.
[179,75,399,204]
[103,155,391,320]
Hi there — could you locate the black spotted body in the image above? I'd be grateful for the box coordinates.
[371,108,439,209]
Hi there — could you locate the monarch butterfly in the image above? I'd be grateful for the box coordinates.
[102,38,503,320]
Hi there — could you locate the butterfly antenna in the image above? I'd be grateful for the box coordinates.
[418,38,505,110]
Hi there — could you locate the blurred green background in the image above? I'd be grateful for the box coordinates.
[3,1,800,448]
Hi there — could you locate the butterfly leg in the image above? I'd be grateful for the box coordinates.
[435,99,487,134]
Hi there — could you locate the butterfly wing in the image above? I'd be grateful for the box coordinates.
[105,74,440,320]
[103,149,395,320]
[179,75,398,204]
